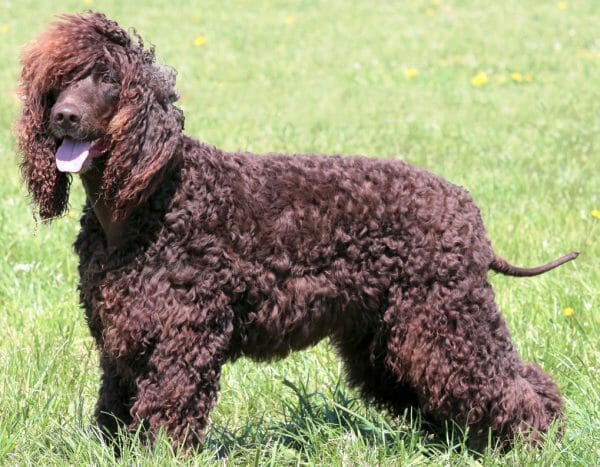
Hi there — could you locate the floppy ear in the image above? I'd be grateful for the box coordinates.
[17,11,112,222]
[18,74,71,221]
[103,61,184,221]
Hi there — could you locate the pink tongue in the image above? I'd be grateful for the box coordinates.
[55,139,93,173]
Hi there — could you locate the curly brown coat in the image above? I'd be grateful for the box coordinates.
[18,12,576,450]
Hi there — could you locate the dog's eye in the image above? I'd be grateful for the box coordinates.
[101,73,117,84]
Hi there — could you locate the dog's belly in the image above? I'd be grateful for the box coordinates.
[237,305,339,361]
[230,271,381,361]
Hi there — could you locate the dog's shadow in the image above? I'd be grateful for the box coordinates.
[204,378,478,461]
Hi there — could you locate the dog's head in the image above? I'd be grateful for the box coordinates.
[18,12,184,221]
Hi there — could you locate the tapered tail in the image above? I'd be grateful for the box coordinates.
[490,252,579,277]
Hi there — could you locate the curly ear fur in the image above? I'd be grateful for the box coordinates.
[18,104,71,220]
[18,12,183,221]
[17,12,128,220]
[104,57,184,221]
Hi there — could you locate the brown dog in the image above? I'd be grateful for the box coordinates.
[18,12,576,450]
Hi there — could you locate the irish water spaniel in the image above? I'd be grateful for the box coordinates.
[18,12,577,450]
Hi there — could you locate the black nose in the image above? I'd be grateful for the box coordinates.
[52,104,82,129]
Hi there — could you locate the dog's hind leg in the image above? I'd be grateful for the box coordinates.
[382,278,562,448]
[333,330,421,417]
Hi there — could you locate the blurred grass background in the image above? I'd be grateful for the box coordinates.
[0,0,598,464]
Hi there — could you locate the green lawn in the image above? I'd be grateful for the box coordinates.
[1,1,598,465]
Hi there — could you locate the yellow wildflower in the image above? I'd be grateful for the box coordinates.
[511,72,523,82]
[563,307,575,317]
[524,73,534,82]
[83,0,93,4]
[284,15,295,25]
[1,24,8,34]
[558,2,568,10]
[580,50,600,60]
[194,35,206,47]
[404,68,418,79]
[471,71,489,87]
[592,209,600,219]
[425,8,435,16]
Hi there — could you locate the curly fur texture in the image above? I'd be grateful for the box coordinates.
[18,12,569,450]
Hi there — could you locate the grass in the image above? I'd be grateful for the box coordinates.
[1,0,598,464]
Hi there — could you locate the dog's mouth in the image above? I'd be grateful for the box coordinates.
[55,138,110,173]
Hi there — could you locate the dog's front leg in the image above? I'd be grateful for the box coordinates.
[128,297,234,449]
[95,356,135,443]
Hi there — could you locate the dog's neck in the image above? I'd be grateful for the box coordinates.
[79,168,125,248]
